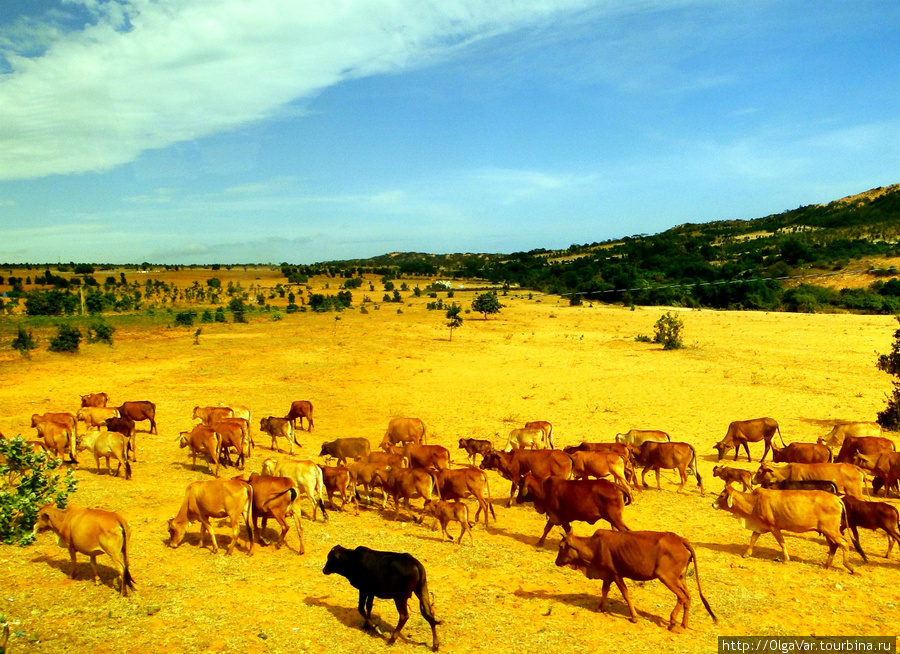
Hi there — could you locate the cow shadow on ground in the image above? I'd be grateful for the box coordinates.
[303,595,431,649]
[30,553,120,590]
[485,522,550,548]
[167,461,216,475]
[512,587,664,628]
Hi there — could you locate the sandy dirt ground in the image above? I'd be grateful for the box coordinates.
[1,281,899,654]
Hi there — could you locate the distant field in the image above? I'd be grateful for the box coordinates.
[1,279,898,653]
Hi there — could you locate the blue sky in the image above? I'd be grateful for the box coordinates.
[1,1,898,265]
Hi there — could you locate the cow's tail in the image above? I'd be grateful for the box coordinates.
[121,521,136,593]
[426,469,442,500]
[290,422,302,447]
[684,540,717,624]
[415,561,442,628]
[827,448,833,463]
[124,457,132,481]
[479,467,497,520]
[244,483,255,555]
[839,498,867,563]
[617,483,633,506]
[776,423,785,447]
[315,468,329,521]
[689,445,703,493]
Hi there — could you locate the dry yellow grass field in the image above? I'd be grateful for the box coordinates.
[1,281,899,654]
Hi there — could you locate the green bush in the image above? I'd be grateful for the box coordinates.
[634,334,653,343]
[0,435,78,545]
[214,307,226,322]
[11,327,38,354]
[653,312,684,350]
[472,291,504,319]
[877,316,900,429]
[174,311,195,327]
[200,309,214,323]
[48,324,82,352]
[87,322,115,345]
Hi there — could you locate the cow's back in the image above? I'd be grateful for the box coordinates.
[513,449,572,480]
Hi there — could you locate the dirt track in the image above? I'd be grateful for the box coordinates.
[1,287,899,653]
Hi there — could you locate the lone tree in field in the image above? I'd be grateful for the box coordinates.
[876,315,900,429]
[446,303,463,341]
[471,291,503,320]
[653,312,684,350]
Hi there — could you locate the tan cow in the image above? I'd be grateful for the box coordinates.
[167,477,254,555]
[754,462,865,500]
[35,419,77,463]
[635,441,704,495]
[34,504,135,596]
[714,417,783,462]
[219,404,251,422]
[375,466,440,521]
[380,417,426,450]
[193,405,234,425]
[712,486,861,573]
[818,422,882,449]
[215,420,249,469]
[319,464,358,514]
[77,430,132,479]
[524,420,554,448]
[503,427,544,451]
[422,499,474,545]
[287,400,314,431]
[712,465,753,491]
[615,429,671,447]
[32,413,78,461]
[402,443,451,471]
[80,392,109,407]
[570,450,635,501]
[76,406,120,430]
[434,467,496,527]
[260,458,328,521]
[259,416,298,454]
[246,473,303,553]
[348,460,391,508]
[178,425,222,477]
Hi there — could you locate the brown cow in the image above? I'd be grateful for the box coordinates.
[358,451,407,468]
[374,467,440,521]
[319,464,357,514]
[35,419,77,463]
[714,417,783,462]
[712,465,753,492]
[754,462,865,500]
[348,460,390,508]
[570,450,635,500]
[458,438,493,464]
[118,401,157,435]
[216,420,248,469]
[178,425,221,477]
[524,420,554,448]
[635,441,704,495]
[434,466,495,526]
[193,405,234,425]
[247,473,303,553]
[380,417,426,449]
[517,474,630,547]
[402,443,451,471]
[104,416,137,461]
[832,435,896,494]
[422,499,474,545]
[77,430,132,480]
[841,495,900,560]
[712,486,861,573]
[167,477,254,555]
[555,530,717,632]
[287,400,314,431]
[259,416,298,454]
[771,441,831,464]
[480,449,573,507]
[320,437,371,465]
[854,451,900,499]
[34,504,135,597]
[32,413,78,461]
[80,392,109,407]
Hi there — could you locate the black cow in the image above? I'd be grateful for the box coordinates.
[319,437,371,465]
[322,545,440,651]
[457,438,493,464]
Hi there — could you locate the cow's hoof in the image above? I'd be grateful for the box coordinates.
[629,617,638,624]
[669,624,685,634]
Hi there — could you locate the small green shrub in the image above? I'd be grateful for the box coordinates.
[174,311,195,327]
[200,309,214,323]
[87,322,115,345]
[634,334,653,343]
[653,312,684,350]
[271,311,284,321]
[11,327,38,354]
[48,324,82,352]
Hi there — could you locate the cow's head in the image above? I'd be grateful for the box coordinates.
[752,463,774,487]
[712,440,732,461]
[322,545,349,576]
[479,451,500,471]
[260,458,277,476]
[33,504,56,536]
[515,473,542,504]
[555,533,593,571]
[712,486,735,511]
[167,517,187,547]
[177,432,189,448]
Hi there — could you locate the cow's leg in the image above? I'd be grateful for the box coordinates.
[658,572,691,631]
[743,531,762,558]
[769,527,791,562]
[507,480,516,507]
[655,467,662,491]
[823,530,855,573]
[68,546,79,579]
[129,433,137,462]
[199,516,217,553]
[388,597,410,645]
[88,554,101,585]
[761,439,771,462]
[536,519,559,548]
[358,591,375,629]
[598,579,612,613]
[641,465,651,489]
[675,466,688,493]
[613,576,638,623]
[291,508,305,555]
[150,417,157,435]
[461,518,474,546]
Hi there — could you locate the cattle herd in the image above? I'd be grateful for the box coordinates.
[4,399,900,650]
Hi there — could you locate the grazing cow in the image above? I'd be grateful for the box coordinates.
[117,401,157,435]
[375,467,440,521]
[76,406,120,430]
[524,420,554,448]
[457,438,493,464]
[380,417,426,449]
[260,458,328,521]
[480,449,574,507]
[259,416,298,454]
[771,441,832,464]
[712,465,753,492]
[104,416,137,461]
[167,477,254,555]
[555,530,717,632]
[634,441,704,495]
[322,545,440,651]
[422,499,474,545]
[80,392,109,407]
[178,425,221,477]
[77,430,132,479]
[434,467,495,527]
[819,422,882,449]
[246,473,303,553]
[712,485,861,573]
[35,419,76,463]
[215,420,248,469]
[193,405,234,425]
[34,504,135,597]
[517,474,630,547]
[348,460,391,508]
[320,437,371,465]
[841,495,900,560]
[854,451,900,498]
[320,464,358,514]
[570,450,635,500]
[753,462,865,500]
[714,417,784,462]
[503,427,543,451]
[615,429,671,447]
[402,444,451,471]
[287,400,314,431]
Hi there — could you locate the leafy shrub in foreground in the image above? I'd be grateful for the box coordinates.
[48,324,82,353]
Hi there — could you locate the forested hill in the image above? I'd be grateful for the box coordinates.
[296,183,900,312]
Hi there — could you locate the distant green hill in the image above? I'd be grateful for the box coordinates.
[301,183,900,313]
